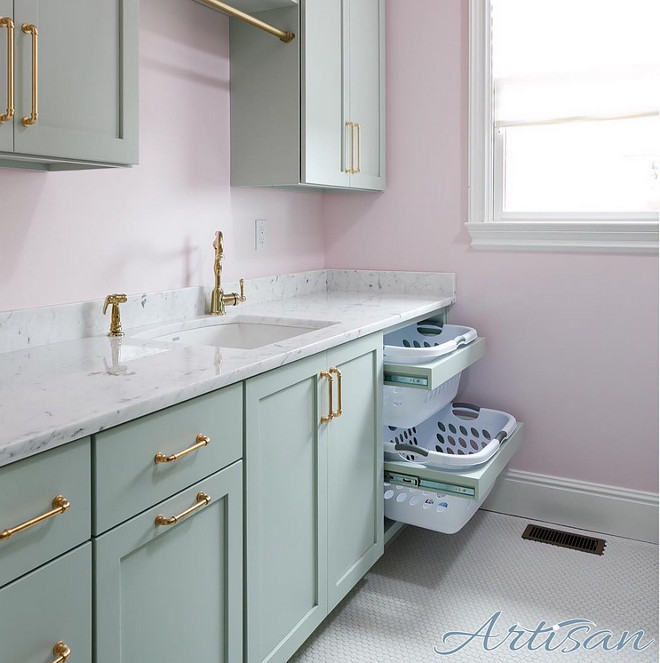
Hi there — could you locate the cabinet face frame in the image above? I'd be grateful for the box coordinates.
[94,463,243,663]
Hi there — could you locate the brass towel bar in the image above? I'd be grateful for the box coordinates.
[196,0,295,43]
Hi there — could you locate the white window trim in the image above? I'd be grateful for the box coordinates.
[466,0,659,254]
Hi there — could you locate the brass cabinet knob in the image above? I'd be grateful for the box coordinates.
[103,293,127,337]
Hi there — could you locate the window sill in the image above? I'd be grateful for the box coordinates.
[465,221,659,254]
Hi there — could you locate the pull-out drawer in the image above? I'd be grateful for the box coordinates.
[94,383,242,534]
[0,543,92,663]
[0,438,91,588]
[384,337,486,390]
[385,422,524,502]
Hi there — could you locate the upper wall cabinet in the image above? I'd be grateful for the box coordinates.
[229,0,385,191]
[0,0,138,170]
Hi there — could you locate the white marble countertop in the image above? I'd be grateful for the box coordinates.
[0,272,455,468]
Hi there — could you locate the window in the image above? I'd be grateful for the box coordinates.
[466,0,659,253]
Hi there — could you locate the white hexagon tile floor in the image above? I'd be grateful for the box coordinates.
[290,512,658,662]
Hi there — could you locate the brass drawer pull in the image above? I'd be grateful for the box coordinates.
[329,367,343,418]
[345,120,355,173]
[154,433,211,464]
[49,641,72,663]
[320,370,334,423]
[21,23,38,127]
[0,17,14,123]
[155,492,210,527]
[0,495,70,541]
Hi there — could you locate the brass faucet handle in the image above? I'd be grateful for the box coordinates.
[103,293,127,337]
[238,278,246,302]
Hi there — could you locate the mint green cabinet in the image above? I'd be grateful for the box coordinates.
[0,0,138,170]
[230,0,385,191]
[93,384,243,535]
[326,338,383,610]
[0,543,92,663]
[245,335,383,663]
[0,437,90,588]
[342,0,385,191]
[245,352,328,663]
[95,461,243,663]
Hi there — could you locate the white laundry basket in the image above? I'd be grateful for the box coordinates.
[383,321,478,365]
[384,402,517,470]
[383,373,461,429]
[383,321,478,427]
[384,482,494,534]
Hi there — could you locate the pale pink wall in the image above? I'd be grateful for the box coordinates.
[0,0,324,311]
[324,0,659,492]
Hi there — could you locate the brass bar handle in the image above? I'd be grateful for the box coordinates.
[320,370,334,423]
[345,121,355,173]
[21,23,38,127]
[49,641,72,663]
[329,367,342,418]
[0,17,14,123]
[355,123,362,174]
[155,491,210,526]
[0,496,70,541]
[154,433,211,464]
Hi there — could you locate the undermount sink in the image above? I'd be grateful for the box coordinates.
[133,315,337,350]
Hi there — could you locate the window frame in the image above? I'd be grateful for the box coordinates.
[465,0,659,254]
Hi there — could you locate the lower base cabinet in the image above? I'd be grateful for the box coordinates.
[245,335,383,663]
[0,543,92,663]
[94,461,243,663]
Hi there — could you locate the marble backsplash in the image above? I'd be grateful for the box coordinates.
[0,270,455,353]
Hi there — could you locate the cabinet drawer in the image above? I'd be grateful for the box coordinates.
[384,337,486,391]
[94,384,243,534]
[0,543,92,663]
[0,438,91,588]
[384,423,524,503]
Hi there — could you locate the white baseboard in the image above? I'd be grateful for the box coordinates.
[482,469,659,544]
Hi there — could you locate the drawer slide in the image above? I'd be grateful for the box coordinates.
[384,337,486,391]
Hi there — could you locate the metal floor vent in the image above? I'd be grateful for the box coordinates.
[522,524,606,555]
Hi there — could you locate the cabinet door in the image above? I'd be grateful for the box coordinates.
[327,334,383,610]
[245,353,328,663]
[301,0,350,188]
[0,544,92,663]
[347,0,385,191]
[0,0,12,152]
[13,0,138,164]
[95,463,243,663]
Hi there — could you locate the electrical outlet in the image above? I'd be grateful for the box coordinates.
[255,219,267,251]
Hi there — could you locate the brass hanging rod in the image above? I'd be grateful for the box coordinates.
[196,0,295,43]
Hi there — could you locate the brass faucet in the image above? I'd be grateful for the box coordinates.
[210,231,246,315]
[103,294,127,337]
